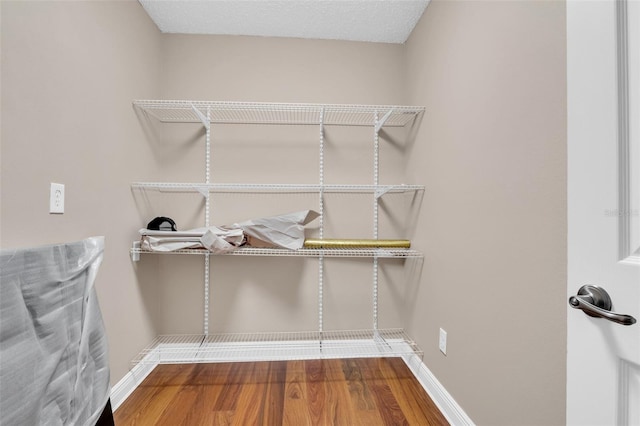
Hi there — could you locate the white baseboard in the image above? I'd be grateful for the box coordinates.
[109,358,157,411]
[402,354,475,426]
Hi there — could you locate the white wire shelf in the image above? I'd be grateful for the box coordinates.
[130,246,423,258]
[133,100,424,127]
[130,182,425,195]
[131,329,423,366]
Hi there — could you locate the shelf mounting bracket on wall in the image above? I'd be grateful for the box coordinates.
[191,104,210,130]
[374,109,394,133]
[374,186,393,199]
[193,185,209,198]
[131,241,141,262]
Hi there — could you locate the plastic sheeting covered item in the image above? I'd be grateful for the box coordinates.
[139,210,320,254]
[0,237,110,426]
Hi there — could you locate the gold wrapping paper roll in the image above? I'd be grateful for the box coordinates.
[303,239,411,248]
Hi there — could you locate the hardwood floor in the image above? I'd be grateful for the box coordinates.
[114,357,449,425]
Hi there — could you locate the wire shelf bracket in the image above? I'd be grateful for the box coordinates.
[190,103,210,130]
[374,108,395,133]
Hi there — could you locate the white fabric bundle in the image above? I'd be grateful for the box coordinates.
[139,210,319,254]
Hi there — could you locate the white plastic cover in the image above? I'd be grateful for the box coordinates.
[0,237,110,426]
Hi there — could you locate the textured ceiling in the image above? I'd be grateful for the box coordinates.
[139,0,430,44]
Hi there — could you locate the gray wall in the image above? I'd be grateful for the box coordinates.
[405,1,567,424]
[1,1,567,424]
[1,0,163,384]
[150,35,410,336]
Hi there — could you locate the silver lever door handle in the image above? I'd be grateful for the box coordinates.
[569,285,636,326]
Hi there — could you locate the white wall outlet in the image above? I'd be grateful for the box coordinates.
[439,328,447,355]
[49,183,65,214]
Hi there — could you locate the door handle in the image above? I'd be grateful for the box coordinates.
[569,285,636,326]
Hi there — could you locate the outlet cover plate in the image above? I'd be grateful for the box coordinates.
[50,183,65,214]
[439,328,447,355]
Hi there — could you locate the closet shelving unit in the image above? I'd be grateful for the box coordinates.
[130,100,425,366]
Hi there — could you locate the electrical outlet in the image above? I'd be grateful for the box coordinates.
[439,328,447,355]
[49,183,65,214]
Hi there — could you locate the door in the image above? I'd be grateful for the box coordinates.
[567,0,640,425]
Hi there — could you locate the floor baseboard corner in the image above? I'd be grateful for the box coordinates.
[110,360,157,411]
[402,354,475,426]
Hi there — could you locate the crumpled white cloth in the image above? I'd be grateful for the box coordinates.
[139,210,319,254]
[234,209,319,250]
[139,226,245,254]
[0,236,110,426]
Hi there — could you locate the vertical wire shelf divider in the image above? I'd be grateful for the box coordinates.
[203,106,211,335]
[129,101,426,366]
[373,111,380,335]
[318,107,325,354]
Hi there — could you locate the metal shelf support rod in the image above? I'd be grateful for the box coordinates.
[373,112,380,332]
[203,107,211,335]
[318,107,325,340]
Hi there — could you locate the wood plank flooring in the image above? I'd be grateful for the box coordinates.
[115,357,448,425]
